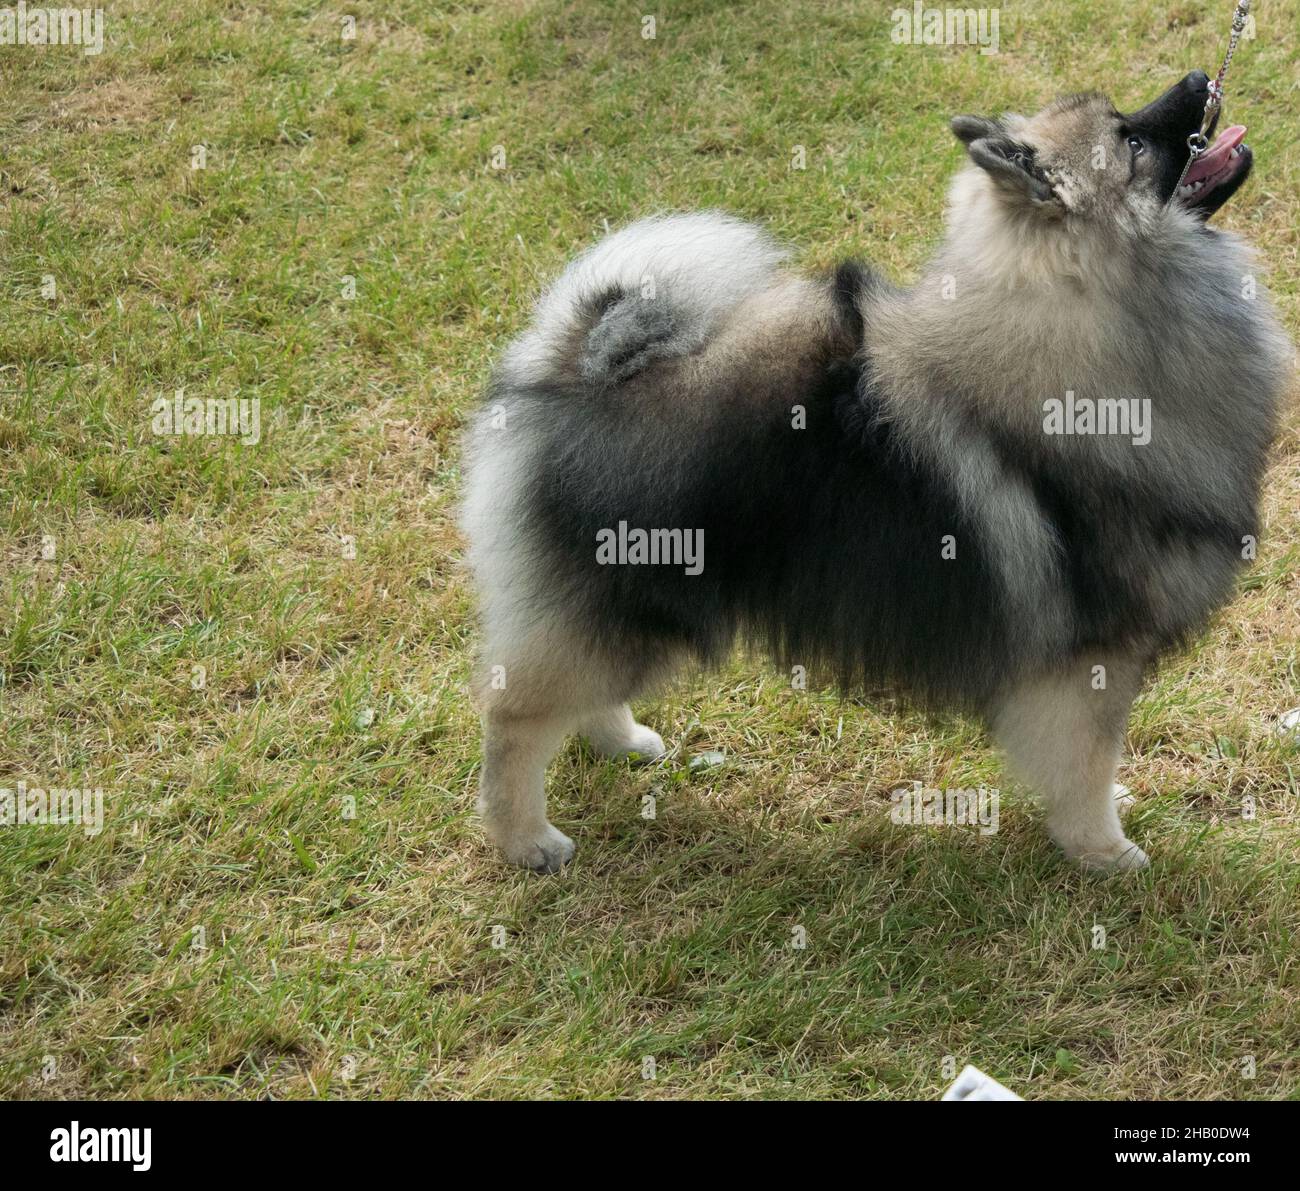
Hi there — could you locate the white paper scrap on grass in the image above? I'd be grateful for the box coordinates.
[941,1065,1023,1101]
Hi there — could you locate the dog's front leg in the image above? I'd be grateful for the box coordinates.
[992,654,1149,871]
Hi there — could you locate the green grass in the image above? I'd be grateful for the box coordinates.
[1,0,1298,1099]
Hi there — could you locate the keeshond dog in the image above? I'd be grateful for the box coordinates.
[461,71,1291,874]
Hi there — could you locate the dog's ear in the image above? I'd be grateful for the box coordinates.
[950,115,1003,145]
[963,134,1058,207]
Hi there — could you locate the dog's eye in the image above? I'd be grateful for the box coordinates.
[1127,135,1144,156]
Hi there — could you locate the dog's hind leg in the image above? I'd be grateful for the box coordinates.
[474,621,598,873]
[475,614,673,872]
[992,654,1149,872]
[479,706,578,873]
[580,704,667,761]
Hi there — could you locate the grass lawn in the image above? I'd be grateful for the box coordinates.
[1,0,1297,1100]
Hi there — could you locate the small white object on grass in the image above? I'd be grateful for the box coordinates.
[941,1065,1023,1101]
[1276,708,1300,741]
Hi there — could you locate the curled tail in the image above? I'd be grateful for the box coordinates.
[498,212,786,389]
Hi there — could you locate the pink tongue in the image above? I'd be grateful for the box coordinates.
[1183,124,1246,184]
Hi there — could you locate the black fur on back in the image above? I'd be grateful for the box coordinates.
[502,262,1022,712]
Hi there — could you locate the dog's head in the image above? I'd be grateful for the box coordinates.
[951,73,1252,227]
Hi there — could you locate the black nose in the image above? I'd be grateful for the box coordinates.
[1125,72,1212,143]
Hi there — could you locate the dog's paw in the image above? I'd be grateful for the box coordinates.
[620,725,667,762]
[1112,783,1136,818]
[596,724,667,762]
[1068,836,1150,873]
[497,823,576,873]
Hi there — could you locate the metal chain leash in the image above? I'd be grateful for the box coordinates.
[1172,0,1251,197]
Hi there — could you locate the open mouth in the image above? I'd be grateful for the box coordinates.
[1177,123,1251,207]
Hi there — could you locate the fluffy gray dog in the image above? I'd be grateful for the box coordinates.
[461,72,1291,874]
